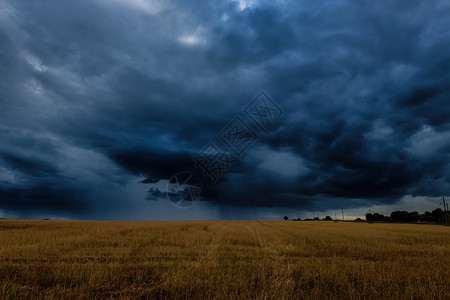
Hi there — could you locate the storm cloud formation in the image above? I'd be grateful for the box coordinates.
[0,0,450,219]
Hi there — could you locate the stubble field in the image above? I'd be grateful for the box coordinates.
[0,220,449,299]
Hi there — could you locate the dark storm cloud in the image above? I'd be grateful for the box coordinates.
[111,148,195,180]
[0,184,87,211]
[0,0,450,217]
[0,151,88,212]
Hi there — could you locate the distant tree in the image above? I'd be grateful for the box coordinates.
[355,217,362,222]
[363,208,446,223]
[390,211,399,221]
[324,216,332,221]
[391,211,409,222]
[422,211,434,222]
[390,211,419,223]
[283,216,289,221]
[372,213,385,222]
[313,217,319,221]
[409,211,420,222]
[432,208,444,223]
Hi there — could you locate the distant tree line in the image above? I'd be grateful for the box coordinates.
[366,208,447,223]
[284,208,448,223]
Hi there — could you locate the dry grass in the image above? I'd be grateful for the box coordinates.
[0,220,449,299]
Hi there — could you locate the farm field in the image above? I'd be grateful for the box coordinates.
[0,220,449,299]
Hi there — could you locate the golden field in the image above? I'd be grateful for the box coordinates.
[0,220,449,299]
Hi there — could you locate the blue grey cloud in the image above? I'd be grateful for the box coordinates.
[1,0,450,218]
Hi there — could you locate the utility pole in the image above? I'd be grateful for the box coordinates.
[443,197,446,223]
[342,208,344,222]
[335,212,337,221]
[445,203,450,224]
[443,196,449,224]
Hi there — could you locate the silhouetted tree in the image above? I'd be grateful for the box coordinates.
[409,211,420,222]
[391,211,410,222]
[364,208,446,224]
[422,211,434,222]
[366,212,385,222]
[283,216,289,221]
[324,216,332,221]
[372,213,384,221]
[390,211,421,222]
[432,208,444,223]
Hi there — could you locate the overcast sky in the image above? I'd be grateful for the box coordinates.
[1,0,449,220]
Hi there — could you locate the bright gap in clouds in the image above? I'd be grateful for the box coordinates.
[236,0,255,10]
[97,0,166,14]
[179,35,201,45]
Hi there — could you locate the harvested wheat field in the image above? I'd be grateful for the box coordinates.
[0,220,449,299]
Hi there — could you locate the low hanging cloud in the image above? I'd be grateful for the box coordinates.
[0,0,450,218]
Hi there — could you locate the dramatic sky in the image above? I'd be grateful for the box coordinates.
[1,0,449,220]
